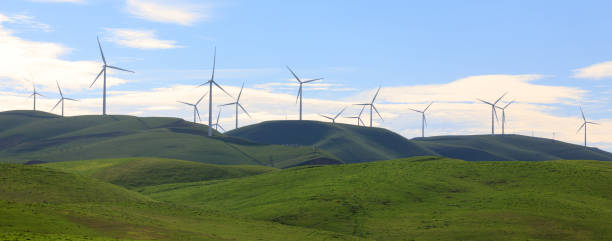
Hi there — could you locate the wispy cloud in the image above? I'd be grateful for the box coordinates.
[125,0,209,26]
[254,79,356,92]
[572,61,612,79]
[104,28,181,49]
[28,0,85,3]
[0,13,52,32]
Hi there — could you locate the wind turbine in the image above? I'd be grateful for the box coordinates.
[28,83,44,112]
[319,107,346,124]
[495,100,514,135]
[577,107,599,148]
[177,92,208,124]
[345,105,366,126]
[286,66,323,121]
[90,36,134,116]
[212,108,225,132]
[355,86,383,127]
[220,82,250,129]
[51,81,78,116]
[200,47,233,136]
[408,102,433,138]
[477,92,507,135]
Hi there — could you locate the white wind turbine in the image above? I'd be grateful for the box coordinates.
[495,100,514,135]
[200,47,233,136]
[51,81,78,117]
[477,92,507,135]
[177,92,208,124]
[319,107,346,124]
[220,82,250,129]
[408,102,433,138]
[28,83,44,112]
[355,86,383,127]
[286,66,323,121]
[577,107,599,148]
[345,105,366,126]
[90,36,134,115]
[212,108,225,132]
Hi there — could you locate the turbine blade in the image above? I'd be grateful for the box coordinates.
[504,100,514,108]
[220,102,236,107]
[213,81,233,98]
[97,36,106,64]
[334,107,347,119]
[90,68,104,88]
[302,78,323,84]
[424,101,433,112]
[577,123,586,133]
[477,98,493,105]
[494,92,508,105]
[218,125,225,132]
[580,106,586,121]
[319,114,333,120]
[64,98,79,101]
[107,65,135,73]
[177,101,193,106]
[196,91,209,105]
[424,114,428,127]
[408,108,422,113]
[295,85,302,104]
[359,118,365,126]
[371,86,381,104]
[199,80,212,87]
[196,107,202,122]
[211,47,216,81]
[358,105,366,116]
[50,99,62,112]
[238,103,251,118]
[216,109,221,124]
[56,80,63,97]
[237,82,245,101]
[493,107,499,123]
[286,66,301,83]
[372,105,383,121]
[587,122,600,125]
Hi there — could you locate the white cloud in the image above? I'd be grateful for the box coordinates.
[0,14,52,32]
[572,61,612,79]
[104,28,181,49]
[125,0,209,26]
[28,0,84,3]
[0,15,130,92]
[254,79,356,92]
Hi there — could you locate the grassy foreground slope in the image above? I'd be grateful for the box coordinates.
[143,157,612,241]
[0,164,361,241]
[45,157,277,188]
[226,120,435,163]
[0,110,339,167]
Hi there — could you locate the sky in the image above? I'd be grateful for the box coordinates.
[0,0,611,151]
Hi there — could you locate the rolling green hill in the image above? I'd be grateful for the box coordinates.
[0,110,339,168]
[0,164,360,240]
[142,156,612,240]
[44,157,278,188]
[227,120,612,162]
[226,120,435,163]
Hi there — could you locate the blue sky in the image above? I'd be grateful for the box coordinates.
[0,0,610,150]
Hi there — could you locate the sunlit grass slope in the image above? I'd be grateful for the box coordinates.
[0,110,339,167]
[45,157,278,188]
[0,164,362,241]
[143,156,612,240]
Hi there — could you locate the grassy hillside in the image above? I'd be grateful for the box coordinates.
[142,157,612,240]
[226,120,435,163]
[413,134,612,161]
[0,110,339,168]
[45,157,278,188]
[0,164,360,240]
[227,120,612,162]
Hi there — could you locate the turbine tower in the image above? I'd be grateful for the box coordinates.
[319,107,346,124]
[200,47,233,136]
[51,81,78,117]
[345,105,366,126]
[29,83,44,112]
[212,108,225,132]
[220,82,250,129]
[177,92,208,124]
[577,107,599,148]
[408,102,433,138]
[286,66,323,120]
[477,92,507,135]
[90,36,134,115]
[355,86,383,127]
[495,100,514,135]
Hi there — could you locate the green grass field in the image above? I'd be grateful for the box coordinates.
[0,110,339,168]
[142,156,612,240]
[0,164,362,240]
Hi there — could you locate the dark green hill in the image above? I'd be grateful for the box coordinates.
[226,120,435,163]
[44,157,278,189]
[412,134,612,161]
[0,110,339,168]
[227,120,612,162]
[142,157,612,240]
[0,164,358,240]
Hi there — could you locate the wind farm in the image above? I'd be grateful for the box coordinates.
[1,1,611,241]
